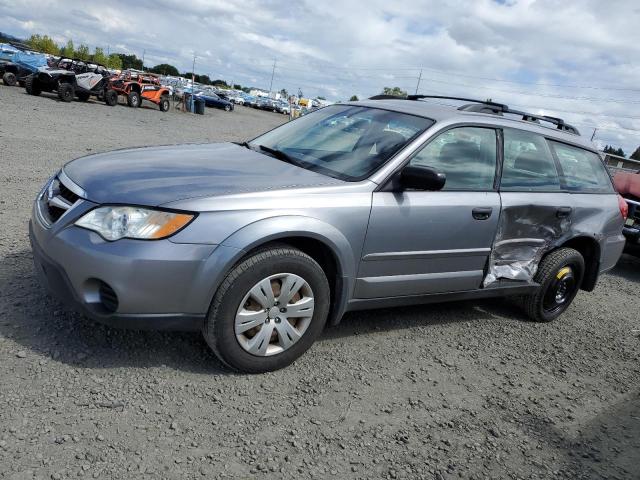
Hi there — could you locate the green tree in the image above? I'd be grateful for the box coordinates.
[107,53,122,70]
[116,53,143,70]
[27,34,59,54]
[631,146,640,161]
[198,74,211,85]
[211,79,229,87]
[279,88,288,98]
[92,47,107,65]
[233,84,243,90]
[61,39,74,57]
[349,95,359,101]
[75,43,90,61]
[382,86,407,97]
[149,63,180,76]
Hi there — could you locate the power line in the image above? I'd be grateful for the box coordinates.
[277,59,640,93]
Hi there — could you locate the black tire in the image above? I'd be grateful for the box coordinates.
[519,248,585,322]
[25,76,41,96]
[2,71,16,86]
[159,95,170,112]
[127,91,140,108]
[77,91,90,102]
[104,89,118,106]
[57,82,74,102]
[203,246,330,373]
[224,104,231,112]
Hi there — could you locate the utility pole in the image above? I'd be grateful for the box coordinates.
[415,69,422,95]
[590,128,597,141]
[192,54,196,85]
[142,49,145,70]
[269,59,276,97]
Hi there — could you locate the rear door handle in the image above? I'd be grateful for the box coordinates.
[556,207,573,218]
[472,207,493,220]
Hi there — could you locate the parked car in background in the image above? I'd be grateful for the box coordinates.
[275,100,291,115]
[30,95,625,373]
[613,170,640,252]
[243,95,258,107]
[195,91,234,111]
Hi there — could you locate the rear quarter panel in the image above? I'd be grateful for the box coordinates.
[569,193,625,272]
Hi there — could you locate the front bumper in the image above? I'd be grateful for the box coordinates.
[29,202,222,331]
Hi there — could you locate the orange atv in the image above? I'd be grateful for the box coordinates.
[108,70,171,112]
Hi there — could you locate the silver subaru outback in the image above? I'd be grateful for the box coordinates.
[30,95,626,372]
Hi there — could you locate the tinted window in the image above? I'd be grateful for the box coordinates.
[409,127,497,190]
[501,129,561,191]
[252,105,432,181]
[550,142,614,193]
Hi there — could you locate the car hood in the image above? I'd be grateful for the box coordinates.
[63,142,344,206]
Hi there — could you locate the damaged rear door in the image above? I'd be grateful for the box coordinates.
[486,128,571,285]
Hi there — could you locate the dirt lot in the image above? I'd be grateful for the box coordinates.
[0,84,639,480]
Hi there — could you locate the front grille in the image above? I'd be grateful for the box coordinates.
[38,175,81,226]
[99,282,119,313]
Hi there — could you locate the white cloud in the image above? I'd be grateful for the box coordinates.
[1,0,639,152]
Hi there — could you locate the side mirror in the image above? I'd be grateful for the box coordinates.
[401,165,446,191]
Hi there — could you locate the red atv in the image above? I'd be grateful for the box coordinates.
[108,70,171,112]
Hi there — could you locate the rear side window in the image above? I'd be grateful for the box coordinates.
[409,127,497,190]
[550,141,614,193]
[501,129,561,191]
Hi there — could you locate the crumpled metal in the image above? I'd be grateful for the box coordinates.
[484,207,570,286]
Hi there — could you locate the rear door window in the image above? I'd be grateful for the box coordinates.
[549,141,614,193]
[500,129,561,191]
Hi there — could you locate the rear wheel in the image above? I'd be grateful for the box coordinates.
[77,91,90,102]
[2,72,16,86]
[25,76,41,96]
[203,246,330,373]
[127,91,140,107]
[57,82,74,102]
[519,248,585,322]
[159,95,170,112]
[104,89,118,106]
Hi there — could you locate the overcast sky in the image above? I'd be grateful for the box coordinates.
[1,0,639,154]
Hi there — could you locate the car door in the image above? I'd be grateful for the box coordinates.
[488,128,572,284]
[356,126,501,299]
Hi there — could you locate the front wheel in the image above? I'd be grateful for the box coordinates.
[224,104,231,112]
[203,246,330,373]
[519,248,585,322]
[57,82,74,102]
[2,71,16,86]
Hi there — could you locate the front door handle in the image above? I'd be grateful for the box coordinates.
[472,207,493,220]
[556,206,573,218]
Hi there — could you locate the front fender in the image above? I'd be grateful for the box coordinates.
[184,215,357,324]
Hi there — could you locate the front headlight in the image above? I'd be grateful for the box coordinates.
[75,206,195,241]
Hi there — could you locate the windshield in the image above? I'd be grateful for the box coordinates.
[250,105,433,181]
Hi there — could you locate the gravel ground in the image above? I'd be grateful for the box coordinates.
[1,84,639,480]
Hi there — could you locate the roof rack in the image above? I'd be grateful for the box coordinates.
[368,94,580,135]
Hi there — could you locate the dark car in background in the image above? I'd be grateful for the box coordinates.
[195,91,234,111]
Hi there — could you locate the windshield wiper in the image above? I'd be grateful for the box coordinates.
[234,141,252,149]
[256,144,301,167]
